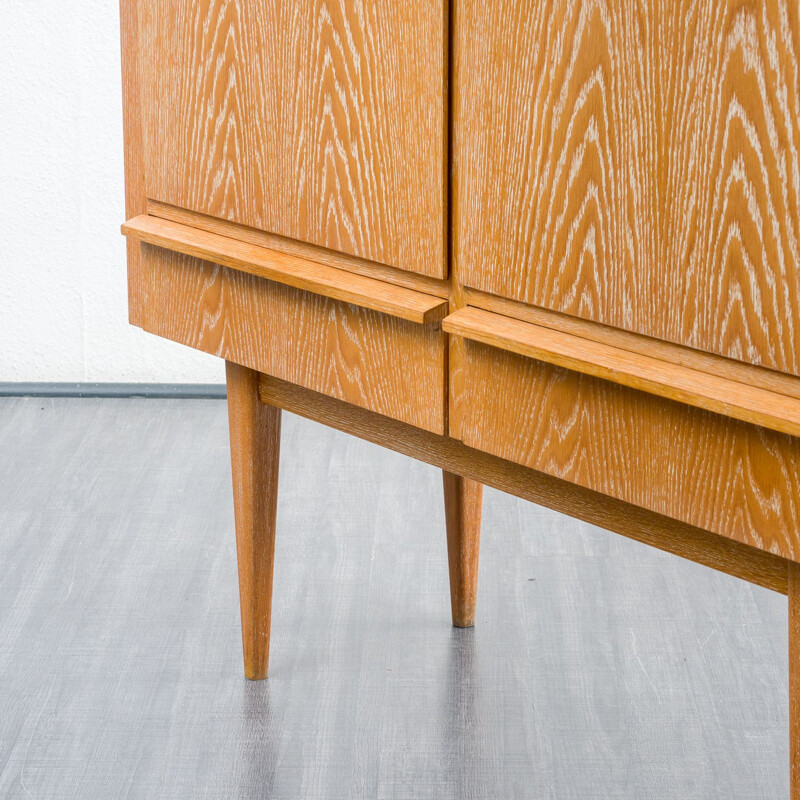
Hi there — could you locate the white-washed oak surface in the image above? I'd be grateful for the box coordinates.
[455,0,800,374]
[139,0,446,277]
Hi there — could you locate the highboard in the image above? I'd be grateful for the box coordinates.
[120,0,800,793]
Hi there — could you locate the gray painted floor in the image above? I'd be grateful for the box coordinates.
[0,397,788,799]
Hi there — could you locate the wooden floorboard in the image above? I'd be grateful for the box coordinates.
[0,397,788,799]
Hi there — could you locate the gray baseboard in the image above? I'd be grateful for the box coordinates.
[0,383,227,399]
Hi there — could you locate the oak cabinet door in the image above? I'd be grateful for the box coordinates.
[138,0,446,278]
[454,1,800,374]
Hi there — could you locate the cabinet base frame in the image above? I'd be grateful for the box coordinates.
[228,366,486,677]
[258,373,789,595]
[234,369,797,794]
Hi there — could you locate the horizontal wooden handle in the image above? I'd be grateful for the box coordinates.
[122,215,448,325]
[444,306,800,439]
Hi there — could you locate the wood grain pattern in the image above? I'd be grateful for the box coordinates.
[442,472,483,627]
[444,306,800,438]
[450,340,800,562]
[258,374,791,594]
[119,0,146,327]
[455,0,800,374]
[122,215,448,324]
[226,361,281,680]
[138,0,446,277]
[147,200,451,298]
[137,244,447,433]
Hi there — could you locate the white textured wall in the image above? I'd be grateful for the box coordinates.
[0,2,224,384]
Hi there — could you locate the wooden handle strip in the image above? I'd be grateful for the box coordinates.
[122,215,448,325]
[444,306,800,439]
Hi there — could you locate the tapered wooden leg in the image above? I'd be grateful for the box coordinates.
[791,562,800,796]
[226,362,281,680]
[443,472,483,628]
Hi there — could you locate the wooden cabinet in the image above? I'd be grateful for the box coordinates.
[120,1,800,793]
